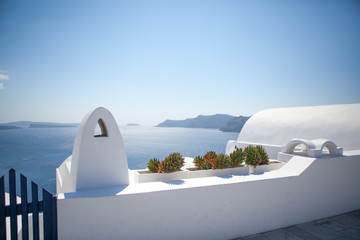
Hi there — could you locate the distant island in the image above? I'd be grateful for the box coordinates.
[156,114,250,133]
[0,121,79,129]
[29,123,78,128]
[156,114,234,129]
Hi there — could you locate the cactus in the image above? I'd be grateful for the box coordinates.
[214,153,230,169]
[193,155,204,168]
[147,158,160,173]
[157,160,172,173]
[199,151,231,170]
[256,145,269,165]
[229,147,245,168]
[201,161,212,170]
[158,152,184,173]
[244,145,269,167]
[244,145,260,167]
[203,151,217,169]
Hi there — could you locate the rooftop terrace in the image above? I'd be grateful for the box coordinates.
[55,104,360,239]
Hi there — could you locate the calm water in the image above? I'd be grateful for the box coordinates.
[0,126,238,194]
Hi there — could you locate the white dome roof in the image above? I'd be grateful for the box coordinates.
[237,104,360,151]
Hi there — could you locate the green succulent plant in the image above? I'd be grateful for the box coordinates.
[214,153,230,169]
[244,145,261,167]
[157,160,172,173]
[244,145,269,167]
[201,161,212,170]
[158,152,184,173]
[193,156,204,168]
[256,145,269,165]
[229,147,245,168]
[147,158,160,173]
[203,151,217,168]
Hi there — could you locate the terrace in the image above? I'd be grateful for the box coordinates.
[54,104,360,239]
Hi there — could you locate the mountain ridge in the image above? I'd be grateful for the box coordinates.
[156,114,234,129]
[220,116,250,132]
[156,114,250,132]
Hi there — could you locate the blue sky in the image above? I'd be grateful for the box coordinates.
[0,0,359,126]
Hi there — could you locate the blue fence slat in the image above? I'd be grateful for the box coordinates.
[21,174,29,240]
[43,189,53,240]
[32,182,39,240]
[9,169,18,240]
[0,176,6,240]
[1,169,57,240]
[52,196,58,240]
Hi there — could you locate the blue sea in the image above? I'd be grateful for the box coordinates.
[0,126,238,194]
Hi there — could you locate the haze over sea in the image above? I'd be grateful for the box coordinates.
[0,126,238,194]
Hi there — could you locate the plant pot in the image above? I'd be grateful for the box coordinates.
[187,166,247,179]
[249,165,254,174]
[134,169,188,184]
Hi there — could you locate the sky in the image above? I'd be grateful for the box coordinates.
[0,0,359,126]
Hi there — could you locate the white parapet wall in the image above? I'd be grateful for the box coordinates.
[57,151,360,240]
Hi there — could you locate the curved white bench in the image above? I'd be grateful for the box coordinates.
[282,138,343,157]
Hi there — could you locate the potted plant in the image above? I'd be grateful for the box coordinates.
[229,147,245,168]
[256,145,269,165]
[158,153,184,173]
[134,153,186,183]
[244,145,260,174]
[203,151,217,169]
[193,151,227,170]
[189,151,248,178]
[244,145,269,174]
[213,153,230,169]
[147,158,160,173]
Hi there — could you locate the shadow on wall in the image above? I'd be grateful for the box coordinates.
[61,184,129,199]
[163,180,185,186]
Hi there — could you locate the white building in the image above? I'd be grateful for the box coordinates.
[56,104,360,239]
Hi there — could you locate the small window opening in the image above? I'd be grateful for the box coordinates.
[94,119,108,137]
[293,143,308,155]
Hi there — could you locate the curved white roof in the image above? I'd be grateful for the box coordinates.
[237,104,360,151]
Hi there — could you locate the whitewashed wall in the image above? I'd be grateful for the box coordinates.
[57,153,360,240]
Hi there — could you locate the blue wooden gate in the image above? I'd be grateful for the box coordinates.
[0,169,57,240]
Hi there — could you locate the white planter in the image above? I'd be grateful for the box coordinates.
[187,166,249,179]
[133,162,286,183]
[134,170,188,184]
